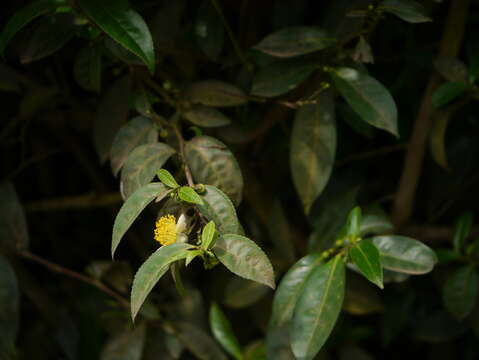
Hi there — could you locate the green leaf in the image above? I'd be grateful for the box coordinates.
[213,234,275,289]
[290,92,336,214]
[195,0,224,60]
[173,321,227,360]
[349,240,383,289]
[223,277,269,309]
[381,0,432,23]
[251,59,316,97]
[0,256,19,357]
[432,81,468,108]
[184,80,247,107]
[253,26,335,58]
[112,182,170,257]
[209,303,242,360]
[185,136,243,205]
[453,212,474,254]
[434,56,468,83]
[201,221,216,250]
[345,206,362,238]
[74,45,102,93]
[0,181,29,251]
[266,326,295,360]
[78,0,156,73]
[291,255,345,360]
[131,243,193,321]
[0,0,61,56]
[100,324,146,360]
[359,209,393,237]
[370,236,437,274]
[442,265,478,320]
[157,169,180,189]
[244,340,266,360]
[178,186,204,205]
[121,143,176,199]
[183,105,231,128]
[110,116,158,177]
[330,67,398,136]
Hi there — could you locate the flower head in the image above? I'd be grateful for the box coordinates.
[154,213,189,246]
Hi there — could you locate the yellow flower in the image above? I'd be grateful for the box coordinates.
[154,214,188,246]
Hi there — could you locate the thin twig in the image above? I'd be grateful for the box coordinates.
[172,116,195,187]
[144,77,176,106]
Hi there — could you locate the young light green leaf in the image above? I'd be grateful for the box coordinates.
[183,105,231,128]
[453,212,473,254]
[201,221,216,250]
[0,256,19,357]
[157,169,180,189]
[381,0,432,23]
[78,0,156,73]
[442,265,478,320]
[253,26,335,58]
[131,243,193,321]
[110,116,158,177]
[349,240,383,289]
[178,186,204,205]
[291,255,345,360]
[185,136,243,205]
[121,143,176,199]
[290,92,336,214]
[214,234,275,289]
[345,206,362,238]
[112,183,170,257]
[184,80,247,107]
[432,81,468,108]
[173,321,227,360]
[74,45,102,93]
[0,181,29,251]
[330,67,398,136]
[209,303,242,360]
[100,324,146,360]
[371,235,437,274]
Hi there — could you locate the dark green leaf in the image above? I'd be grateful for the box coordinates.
[434,56,468,83]
[178,186,204,205]
[381,0,432,23]
[201,221,216,250]
[121,143,176,199]
[291,255,345,360]
[453,212,473,254]
[0,256,19,357]
[290,92,336,214]
[0,181,29,251]
[359,209,393,237]
[345,206,361,238]
[173,321,227,360]
[371,235,437,274]
[432,81,468,108]
[253,26,335,58]
[330,67,398,136]
[184,80,247,107]
[183,105,231,128]
[112,182,170,257]
[214,234,275,289]
[74,45,102,93]
[78,0,156,73]
[209,303,242,360]
[157,169,180,189]
[267,200,296,265]
[131,243,193,321]
[101,324,146,360]
[195,0,224,59]
[349,240,383,289]
[110,116,158,177]
[443,265,478,320]
[223,276,269,308]
[185,136,243,205]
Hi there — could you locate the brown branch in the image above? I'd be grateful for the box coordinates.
[173,122,195,187]
[392,0,471,228]
[25,192,122,212]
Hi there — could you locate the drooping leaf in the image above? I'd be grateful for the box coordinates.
[0,256,19,357]
[185,136,243,205]
[442,265,478,320]
[290,92,336,214]
[184,80,247,107]
[110,116,158,177]
[214,234,275,289]
[112,183,170,257]
[434,56,468,83]
[195,0,224,60]
[330,67,398,136]
[78,0,156,73]
[291,255,345,360]
[131,243,193,321]
[173,321,227,360]
[349,240,383,289]
[253,26,335,58]
[452,212,474,254]
[370,236,437,274]
[157,169,180,189]
[209,303,242,360]
[183,105,231,128]
[74,45,102,93]
[120,143,176,199]
[201,221,216,250]
[0,181,29,251]
[100,324,146,360]
[432,81,468,108]
[178,186,204,205]
[381,0,432,23]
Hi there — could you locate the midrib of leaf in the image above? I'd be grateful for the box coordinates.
[130,147,172,184]
[355,245,375,277]
[191,143,222,185]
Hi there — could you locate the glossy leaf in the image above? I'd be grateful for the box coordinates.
[112,182,170,257]
[110,116,158,177]
[291,255,345,360]
[349,240,383,289]
[371,236,437,274]
[195,0,224,59]
[0,181,29,251]
[0,256,19,357]
[185,136,243,205]
[443,265,478,320]
[253,26,335,58]
[290,92,336,214]
[453,212,473,254]
[101,324,146,360]
[432,81,468,109]
[156,169,179,189]
[359,209,393,237]
[178,186,204,205]
[173,321,227,360]
[183,105,231,128]
[214,234,275,289]
[184,80,247,107]
[331,67,398,136]
[74,45,102,93]
[131,243,193,321]
[434,56,468,83]
[121,143,176,199]
[381,0,432,23]
[209,303,242,360]
[78,0,156,73]
[223,277,269,309]
[201,221,216,250]
[345,206,362,238]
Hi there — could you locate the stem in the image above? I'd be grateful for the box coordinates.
[144,77,176,106]
[172,115,195,187]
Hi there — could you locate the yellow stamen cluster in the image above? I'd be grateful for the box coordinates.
[154,215,177,246]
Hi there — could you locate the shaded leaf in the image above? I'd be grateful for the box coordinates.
[434,56,468,83]
[195,0,224,59]
[74,45,102,93]
[349,240,383,289]
[453,212,474,254]
[101,325,146,360]
[173,321,227,360]
[0,181,29,251]
[223,276,270,309]
[267,200,296,265]
[0,62,21,93]
[359,208,393,237]
[343,273,383,315]
[178,186,204,205]
[443,265,478,320]
[214,234,275,289]
[352,36,374,64]
[244,340,266,360]
[209,303,242,360]
[0,256,19,357]
[381,0,432,23]
[432,81,468,108]
[183,105,231,128]
[266,325,295,360]
[184,80,247,107]
[157,169,179,189]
